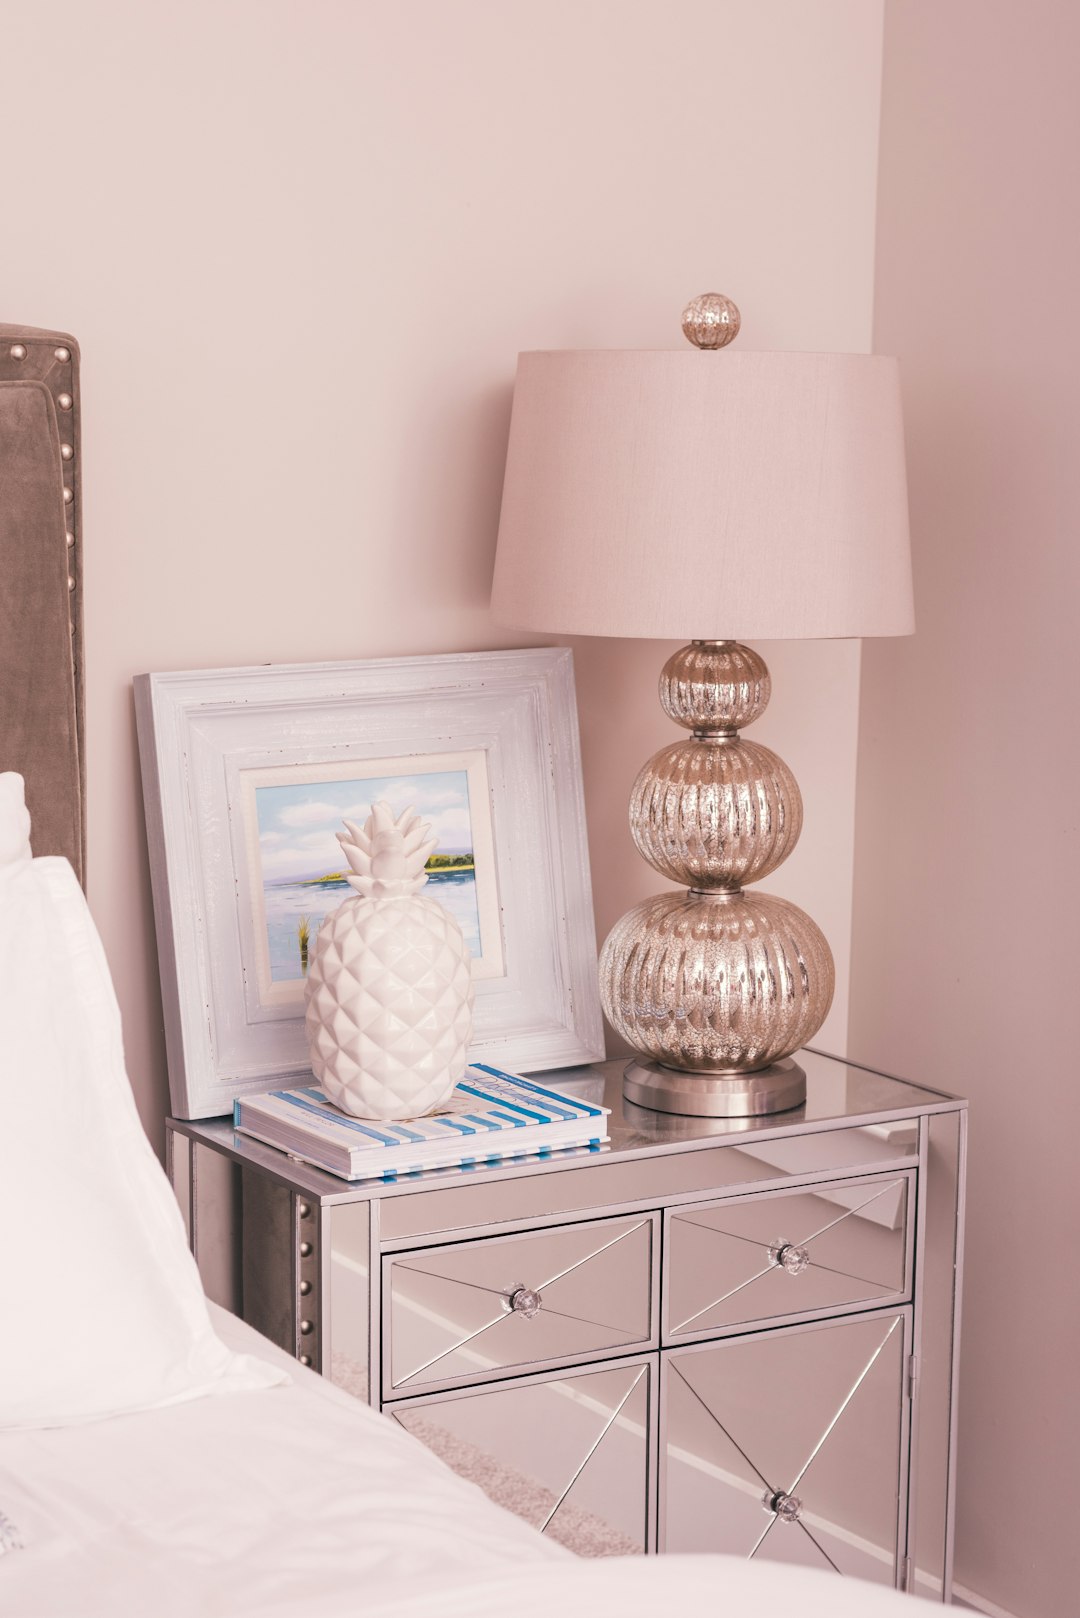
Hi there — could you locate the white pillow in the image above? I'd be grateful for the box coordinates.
[0,773,286,1428]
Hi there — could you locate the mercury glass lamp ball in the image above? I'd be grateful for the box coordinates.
[599,888,834,1074]
[680,292,742,350]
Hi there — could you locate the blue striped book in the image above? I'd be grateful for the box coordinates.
[233,1065,609,1181]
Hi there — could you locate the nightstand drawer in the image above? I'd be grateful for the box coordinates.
[390,1354,653,1553]
[664,1172,913,1342]
[383,1212,657,1396]
[661,1309,910,1571]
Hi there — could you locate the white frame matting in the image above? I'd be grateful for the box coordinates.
[136,647,604,1119]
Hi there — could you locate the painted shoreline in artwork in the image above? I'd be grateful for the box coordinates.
[264,862,481,982]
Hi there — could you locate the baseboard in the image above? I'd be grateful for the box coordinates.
[952,1583,1023,1618]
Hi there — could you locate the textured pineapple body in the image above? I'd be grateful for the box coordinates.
[304,892,474,1120]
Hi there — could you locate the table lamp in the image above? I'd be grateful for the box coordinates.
[491,294,913,1117]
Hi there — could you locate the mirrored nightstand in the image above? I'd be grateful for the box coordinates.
[167,1048,965,1599]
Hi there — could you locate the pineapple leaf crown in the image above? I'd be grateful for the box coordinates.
[336,801,438,898]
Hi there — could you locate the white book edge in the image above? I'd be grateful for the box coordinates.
[235,1119,607,1182]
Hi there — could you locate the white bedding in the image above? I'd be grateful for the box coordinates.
[0,830,284,1432]
[1,1306,936,1618]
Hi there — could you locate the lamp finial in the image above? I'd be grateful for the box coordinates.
[682,292,741,350]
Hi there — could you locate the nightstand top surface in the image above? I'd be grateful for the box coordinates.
[168,1047,964,1206]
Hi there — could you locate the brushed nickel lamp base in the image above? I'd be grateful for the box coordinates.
[623,1057,807,1119]
[599,639,834,1118]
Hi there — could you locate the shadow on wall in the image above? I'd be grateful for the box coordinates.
[393,378,515,615]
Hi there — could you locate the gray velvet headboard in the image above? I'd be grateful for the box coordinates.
[0,325,84,884]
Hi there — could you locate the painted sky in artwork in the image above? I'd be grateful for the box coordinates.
[254,769,474,883]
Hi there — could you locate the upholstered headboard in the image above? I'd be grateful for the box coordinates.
[0,325,84,883]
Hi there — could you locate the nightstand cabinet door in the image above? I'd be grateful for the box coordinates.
[661,1309,910,1584]
[665,1173,913,1342]
[389,1355,653,1555]
[383,1213,656,1397]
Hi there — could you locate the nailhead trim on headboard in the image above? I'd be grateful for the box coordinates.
[0,324,84,878]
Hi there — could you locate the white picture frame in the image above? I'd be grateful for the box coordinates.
[136,647,605,1120]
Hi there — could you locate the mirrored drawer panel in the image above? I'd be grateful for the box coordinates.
[384,1212,656,1397]
[664,1172,912,1342]
[661,1309,909,1581]
[391,1355,652,1555]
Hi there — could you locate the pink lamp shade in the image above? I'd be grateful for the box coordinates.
[491,348,914,642]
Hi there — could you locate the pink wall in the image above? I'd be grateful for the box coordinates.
[852,5,1080,1615]
[3,0,884,1140]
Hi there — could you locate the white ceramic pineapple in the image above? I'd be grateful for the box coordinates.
[303,801,474,1120]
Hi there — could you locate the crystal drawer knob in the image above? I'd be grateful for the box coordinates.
[763,1490,802,1524]
[508,1284,542,1319]
[768,1241,811,1275]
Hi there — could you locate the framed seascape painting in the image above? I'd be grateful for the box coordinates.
[136,648,604,1119]
[240,750,504,1009]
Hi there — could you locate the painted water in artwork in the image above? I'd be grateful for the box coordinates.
[255,770,481,983]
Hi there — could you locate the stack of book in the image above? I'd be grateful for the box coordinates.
[233,1064,609,1181]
